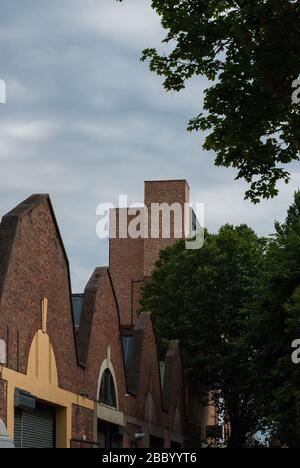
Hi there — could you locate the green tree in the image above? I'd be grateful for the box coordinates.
[251,191,300,447]
[269,288,300,447]
[141,225,266,448]
[118,0,300,202]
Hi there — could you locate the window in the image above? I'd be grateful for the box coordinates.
[99,369,117,408]
[122,335,133,371]
[72,294,84,330]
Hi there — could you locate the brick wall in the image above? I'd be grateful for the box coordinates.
[0,196,79,393]
[143,180,189,277]
[78,268,127,409]
[110,181,190,326]
[110,209,144,327]
[72,405,94,442]
[125,313,165,428]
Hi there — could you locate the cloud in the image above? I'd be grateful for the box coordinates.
[0,120,58,141]
[73,0,164,48]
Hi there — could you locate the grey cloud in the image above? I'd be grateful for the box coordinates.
[0,0,298,291]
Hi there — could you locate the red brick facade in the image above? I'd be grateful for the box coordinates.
[144,180,189,277]
[0,181,205,448]
[0,196,78,385]
[110,180,190,327]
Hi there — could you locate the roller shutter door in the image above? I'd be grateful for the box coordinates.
[14,403,56,448]
[14,409,22,448]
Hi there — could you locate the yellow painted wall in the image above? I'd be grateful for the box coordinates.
[1,330,94,448]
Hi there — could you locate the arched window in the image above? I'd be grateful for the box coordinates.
[99,369,117,408]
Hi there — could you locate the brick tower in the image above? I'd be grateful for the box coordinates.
[109,180,190,328]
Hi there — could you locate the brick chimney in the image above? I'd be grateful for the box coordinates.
[109,180,189,328]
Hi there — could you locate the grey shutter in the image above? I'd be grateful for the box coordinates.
[14,409,22,448]
[14,403,55,448]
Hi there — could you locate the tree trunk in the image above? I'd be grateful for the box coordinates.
[227,418,248,449]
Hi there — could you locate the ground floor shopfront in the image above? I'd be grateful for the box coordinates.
[0,326,188,449]
[0,327,94,448]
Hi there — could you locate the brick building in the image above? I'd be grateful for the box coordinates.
[0,180,216,448]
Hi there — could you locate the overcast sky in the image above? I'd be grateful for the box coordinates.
[0,0,299,292]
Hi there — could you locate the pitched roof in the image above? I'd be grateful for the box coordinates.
[0,194,79,364]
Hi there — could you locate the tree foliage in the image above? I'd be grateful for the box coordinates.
[250,191,300,447]
[141,225,267,447]
[119,0,300,202]
[141,193,300,447]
